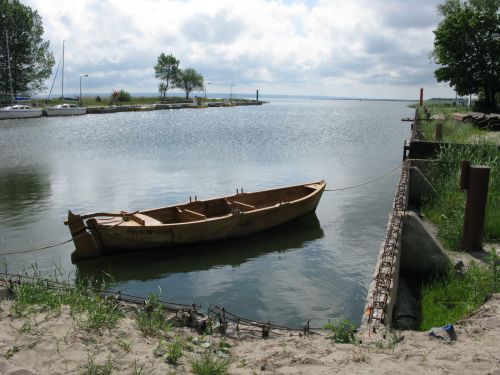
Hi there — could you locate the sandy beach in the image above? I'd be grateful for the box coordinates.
[0,290,498,375]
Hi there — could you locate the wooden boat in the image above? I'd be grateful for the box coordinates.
[65,180,326,261]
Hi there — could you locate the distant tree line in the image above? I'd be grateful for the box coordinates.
[154,53,204,99]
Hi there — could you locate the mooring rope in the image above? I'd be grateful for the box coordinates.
[0,238,73,256]
[324,162,403,192]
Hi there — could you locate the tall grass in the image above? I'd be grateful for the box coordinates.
[420,250,499,331]
[9,268,122,331]
[417,106,486,143]
[421,142,500,250]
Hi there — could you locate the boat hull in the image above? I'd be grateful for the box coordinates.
[0,109,43,119]
[66,181,326,261]
[45,107,87,116]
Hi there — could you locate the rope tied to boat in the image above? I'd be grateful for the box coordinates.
[324,162,403,192]
[0,238,74,256]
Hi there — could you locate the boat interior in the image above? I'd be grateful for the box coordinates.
[97,183,323,226]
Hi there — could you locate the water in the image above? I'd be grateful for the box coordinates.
[0,98,413,327]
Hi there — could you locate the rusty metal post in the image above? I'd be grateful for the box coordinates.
[460,161,490,252]
[420,88,423,106]
[435,123,443,142]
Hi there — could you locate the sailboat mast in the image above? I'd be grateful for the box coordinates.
[5,29,14,106]
[61,40,65,102]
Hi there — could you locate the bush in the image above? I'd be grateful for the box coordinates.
[323,318,356,343]
[117,89,131,102]
[95,95,101,102]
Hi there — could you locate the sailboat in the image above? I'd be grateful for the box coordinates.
[0,30,43,120]
[45,40,87,116]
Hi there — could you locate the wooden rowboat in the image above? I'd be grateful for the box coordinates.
[65,180,326,261]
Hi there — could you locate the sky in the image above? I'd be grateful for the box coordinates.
[24,0,456,100]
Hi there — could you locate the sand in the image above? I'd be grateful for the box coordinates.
[0,292,499,375]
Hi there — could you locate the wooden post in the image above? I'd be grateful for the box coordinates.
[419,88,423,106]
[256,90,259,102]
[460,161,490,252]
[435,123,443,141]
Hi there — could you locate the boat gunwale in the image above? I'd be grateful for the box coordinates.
[92,180,326,228]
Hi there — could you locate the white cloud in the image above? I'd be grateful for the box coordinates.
[24,0,454,99]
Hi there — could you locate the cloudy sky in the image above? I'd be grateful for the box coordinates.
[24,0,455,100]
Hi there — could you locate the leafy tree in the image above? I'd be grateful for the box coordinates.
[0,0,55,96]
[154,53,180,98]
[432,0,500,111]
[173,68,204,99]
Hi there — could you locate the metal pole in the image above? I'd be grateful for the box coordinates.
[460,162,490,252]
[435,123,443,142]
[79,74,87,106]
[256,89,259,102]
[5,30,14,106]
[62,40,65,102]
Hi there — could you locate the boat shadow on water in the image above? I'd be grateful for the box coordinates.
[75,213,324,284]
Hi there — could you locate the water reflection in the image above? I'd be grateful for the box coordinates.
[76,213,324,285]
[0,168,50,220]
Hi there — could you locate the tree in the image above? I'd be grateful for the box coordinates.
[432,0,500,111]
[0,0,55,96]
[154,53,180,98]
[173,68,204,99]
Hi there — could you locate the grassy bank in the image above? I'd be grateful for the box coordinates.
[413,103,500,330]
[420,250,499,331]
[415,104,488,143]
[421,142,500,250]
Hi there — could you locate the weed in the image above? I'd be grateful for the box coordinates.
[131,360,146,375]
[137,294,172,337]
[4,345,21,359]
[323,318,356,344]
[189,350,230,375]
[115,339,131,353]
[80,353,113,375]
[420,261,498,330]
[167,339,183,365]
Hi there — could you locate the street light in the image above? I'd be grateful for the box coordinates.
[230,83,235,102]
[204,82,211,99]
[79,74,88,106]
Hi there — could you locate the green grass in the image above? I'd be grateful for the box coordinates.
[421,142,500,250]
[416,105,488,143]
[189,351,230,375]
[420,250,499,331]
[136,294,172,337]
[323,318,357,344]
[10,268,122,331]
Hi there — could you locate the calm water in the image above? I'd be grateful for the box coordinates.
[0,98,413,327]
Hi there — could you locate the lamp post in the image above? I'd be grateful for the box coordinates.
[230,83,235,102]
[204,82,211,99]
[79,74,88,106]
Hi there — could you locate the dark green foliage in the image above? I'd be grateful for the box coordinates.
[173,68,204,99]
[432,0,500,111]
[0,0,55,95]
[154,53,180,98]
[95,95,101,102]
[323,318,356,344]
[117,89,131,102]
